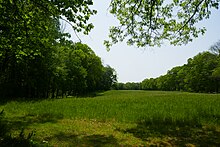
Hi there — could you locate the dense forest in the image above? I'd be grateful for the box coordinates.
[0,0,220,99]
[0,0,117,99]
[115,40,220,93]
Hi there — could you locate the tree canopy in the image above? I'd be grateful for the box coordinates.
[0,0,117,99]
[141,40,220,93]
[105,0,220,49]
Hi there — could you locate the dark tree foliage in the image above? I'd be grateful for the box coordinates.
[0,0,117,99]
[0,0,61,98]
[99,65,117,91]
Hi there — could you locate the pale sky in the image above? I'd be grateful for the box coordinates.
[65,1,220,83]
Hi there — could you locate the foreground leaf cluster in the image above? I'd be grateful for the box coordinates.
[105,0,220,49]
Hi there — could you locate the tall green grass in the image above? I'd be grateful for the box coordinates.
[1,90,220,125]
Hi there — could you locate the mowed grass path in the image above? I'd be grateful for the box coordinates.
[1,90,220,146]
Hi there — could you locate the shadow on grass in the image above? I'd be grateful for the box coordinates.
[1,112,64,146]
[0,110,37,147]
[75,91,105,98]
[45,132,119,146]
[3,113,63,132]
[27,113,64,124]
[122,116,220,146]
[0,97,50,106]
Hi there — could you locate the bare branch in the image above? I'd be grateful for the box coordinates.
[60,17,82,42]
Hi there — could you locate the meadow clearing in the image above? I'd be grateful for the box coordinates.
[0,90,220,146]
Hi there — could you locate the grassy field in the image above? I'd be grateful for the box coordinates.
[0,90,220,146]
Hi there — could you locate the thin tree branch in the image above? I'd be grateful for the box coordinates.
[60,17,82,42]
[177,0,205,33]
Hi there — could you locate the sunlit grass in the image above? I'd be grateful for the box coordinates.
[2,90,220,124]
[0,90,220,146]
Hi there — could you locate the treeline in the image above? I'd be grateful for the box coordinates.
[115,41,220,93]
[0,1,116,99]
[114,82,141,90]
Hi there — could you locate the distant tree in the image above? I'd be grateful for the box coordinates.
[124,82,141,90]
[210,40,220,92]
[165,66,183,91]
[141,78,157,90]
[114,82,141,90]
[76,43,104,93]
[100,65,117,91]
[114,83,125,90]
[176,64,189,91]
[185,52,218,92]
[156,75,171,91]
[211,67,220,92]
[50,42,106,97]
